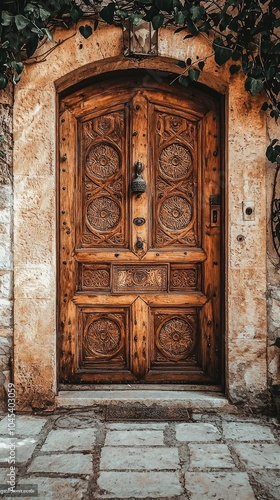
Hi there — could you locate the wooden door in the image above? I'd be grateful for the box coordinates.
[58,74,222,385]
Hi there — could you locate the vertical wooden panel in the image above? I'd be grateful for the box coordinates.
[131,297,149,379]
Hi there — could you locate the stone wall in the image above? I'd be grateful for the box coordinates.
[0,22,275,411]
[0,83,13,411]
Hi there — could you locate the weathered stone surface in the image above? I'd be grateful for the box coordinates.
[0,438,36,464]
[105,429,165,447]
[41,429,96,452]
[97,471,182,498]
[251,470,280,499]
[18,478,89,500]
[176,423,221,442]
[0,416,47,436]
[107,423,167,430]
[222,422,275,442]
[184,472,255,499]
[189,443,235,469]
[28,453,93,475]
[100,447,180,470]
[233,443,280,469]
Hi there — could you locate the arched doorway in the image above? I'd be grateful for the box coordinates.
[58,70,224,387]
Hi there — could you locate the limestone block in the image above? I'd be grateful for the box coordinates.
[0,271,12,299]
[41,429,97,452]
[15,265,54,300]
[27,453,93,475]
[227,269,267,341]
[14,298,55,354]
[0,299,12,328]
[14,211,53,265]
[0,185,12,210]
[14,361,56,411]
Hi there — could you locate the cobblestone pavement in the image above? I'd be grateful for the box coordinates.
[0,410,279,499]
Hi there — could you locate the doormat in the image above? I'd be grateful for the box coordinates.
[105,402,192,421]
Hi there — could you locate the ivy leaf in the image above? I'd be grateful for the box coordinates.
[39,8,51,22]
[189,68,200,81]
[266,142,280,163]
[70,6,83,23]
[79,25,93,39]
[175,60,186,69]
[190,5,205,22]
[213,38,232,66]
[41,28,53,42]
[174,11,186,25]
[11,61,23,75]
[245,77,264,96]
[0,73,7,90]
[230,64,241,75]
[15,15,30,30]
[1,11,14,27]
[178,75,190,88]
[26,34,39,57]
[100,3,115,25]
[130,14,144,25]
[152,14,164,30]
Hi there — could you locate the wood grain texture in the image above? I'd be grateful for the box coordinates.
[58,73,222,384]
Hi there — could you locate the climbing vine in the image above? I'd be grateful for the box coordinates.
[0,0,279,160]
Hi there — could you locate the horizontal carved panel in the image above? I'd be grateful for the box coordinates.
[113,265,168,293]
[170,265,200,291]
[78,265,110,292]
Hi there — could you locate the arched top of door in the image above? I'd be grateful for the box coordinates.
[55,55,227,102]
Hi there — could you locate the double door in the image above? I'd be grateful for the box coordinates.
[59,76,222,384]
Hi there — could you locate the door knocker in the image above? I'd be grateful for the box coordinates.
[131,160,146,195]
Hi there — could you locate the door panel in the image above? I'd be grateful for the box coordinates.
[59,76,222,385]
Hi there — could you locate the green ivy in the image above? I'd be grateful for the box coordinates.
[0,0,279,161]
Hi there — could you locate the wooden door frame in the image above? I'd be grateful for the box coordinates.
[56,56,226,391]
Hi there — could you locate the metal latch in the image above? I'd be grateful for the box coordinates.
[210,194,221,227]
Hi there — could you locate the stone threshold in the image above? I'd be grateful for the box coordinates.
[55,389,236,419]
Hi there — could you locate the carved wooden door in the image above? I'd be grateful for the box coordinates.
[59,76,222,385]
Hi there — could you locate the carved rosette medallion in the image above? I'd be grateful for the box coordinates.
[84,317,122,357]
[159,144,192,180]
[156,317,195,360]
[87,197,120,232]
[159,196,192,231]
[86,143,120,179]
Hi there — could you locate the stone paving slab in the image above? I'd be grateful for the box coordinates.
[184,472,256,499]
[41,428,96,452]
[0,438,37,464]
[18,477,89,500]
[0,416,47,436]
[233,443,280,469]
[97,471,182,498]
[100,447,180,470]
[104,429,165,446]
[176,422,221,442]
[189,443,236,469]
[106,422,167,430]
[0,411,278,499]
[222,422,276,441]
[27,453,93,475]
[251,470,280,499]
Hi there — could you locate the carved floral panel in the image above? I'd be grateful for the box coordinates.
[152,309,197,363]
[79,265,110,292]
[153,111,198,247]
[79,110,128,248]
[80,310,128,367]
[113,265,168,292]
